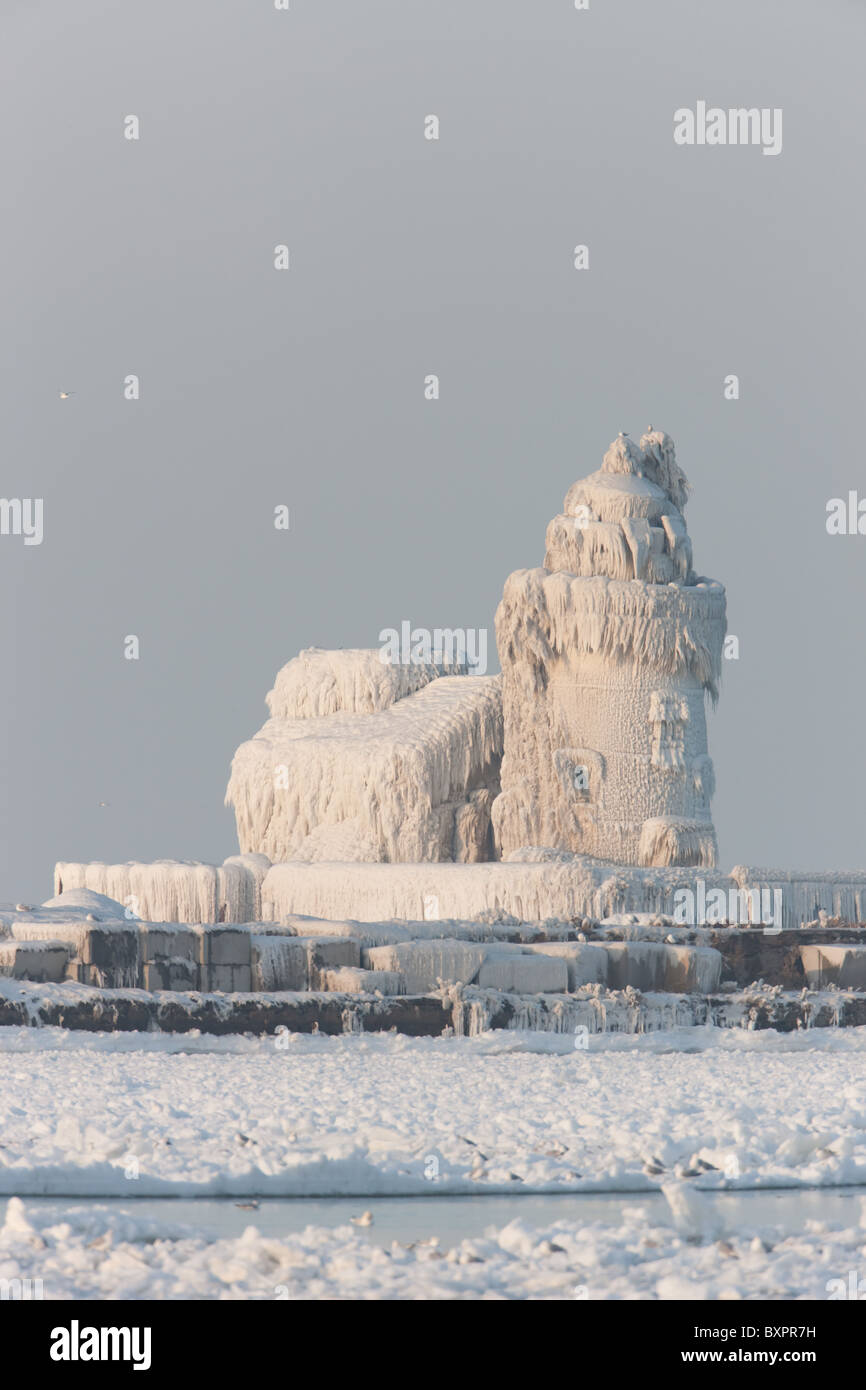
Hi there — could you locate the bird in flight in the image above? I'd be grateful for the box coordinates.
[59,391,75,399]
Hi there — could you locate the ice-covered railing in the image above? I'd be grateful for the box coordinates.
[731,868,866,932]
[258,857,737,925]
[51,854,866,929]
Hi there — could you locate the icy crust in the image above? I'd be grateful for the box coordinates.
[2,1026,866,1203]
[226,674,503,865]
[495,570,726,698]
[266,647,442,721]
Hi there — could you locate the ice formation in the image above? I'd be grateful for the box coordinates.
[30,427,866,1026]
[223,433,724,874]
[3,1027,866,1202]
[259,855,736,925]
[52,852,866,940]
[492,430,726,866]
[54,855,270,925]
[225,648,502,864]
[4,1024,866,1297]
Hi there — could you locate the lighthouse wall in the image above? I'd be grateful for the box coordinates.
[491,541,726,868]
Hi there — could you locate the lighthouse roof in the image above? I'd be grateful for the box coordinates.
[564,470,676,526]
[550,431,700,586]
[563,429,691,526]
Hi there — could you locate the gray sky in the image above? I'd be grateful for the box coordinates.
[2,0,864,902]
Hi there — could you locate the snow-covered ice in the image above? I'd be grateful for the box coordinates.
[2,1025,866,1198]
[3,1192,866,1300]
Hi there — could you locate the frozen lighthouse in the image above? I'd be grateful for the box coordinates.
[57,426,866,932]
[491,430,726,867]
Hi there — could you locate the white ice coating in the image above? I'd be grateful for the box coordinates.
[53,856,269,925]
[226,650,503,864]
[492,430,726,866]
[730,867,866,931]
[220,432,723,873]
[0,890,131,959]
[259,854,866,929]
[259,856,737,925]
[601,941,722,993]
[363,940,571,995]
[49,854,866,930]
[638,817,719,869]
[266,646,443,720]
[361,937,720,995]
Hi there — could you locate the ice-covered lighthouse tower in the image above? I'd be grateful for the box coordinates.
[491,430,726,868]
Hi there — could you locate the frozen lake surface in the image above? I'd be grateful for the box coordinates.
[9,1185,866,1249]
[3,1025,866,1297]
[3,1024,866,1196]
